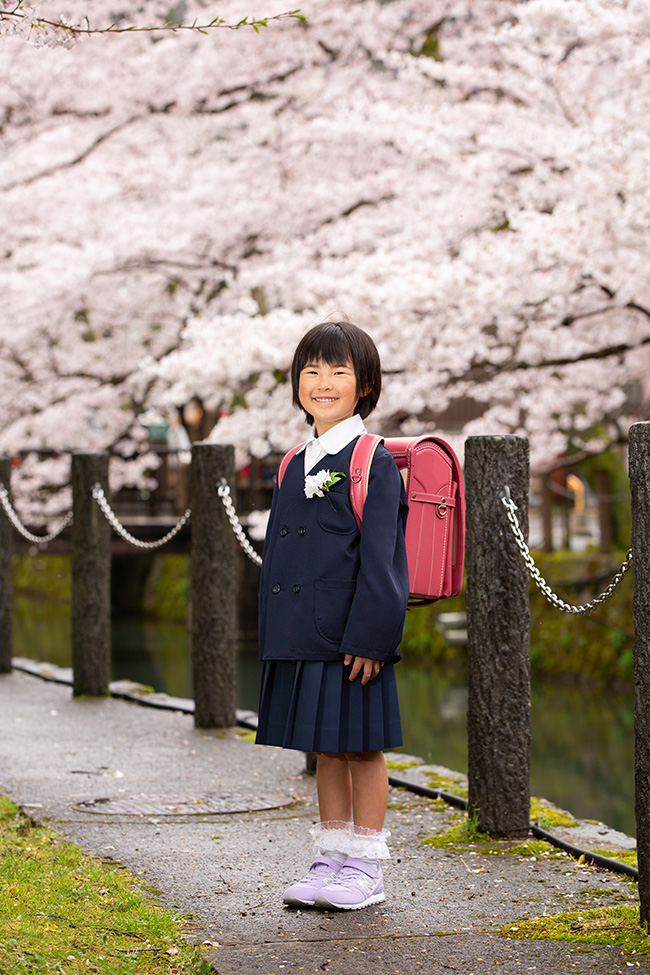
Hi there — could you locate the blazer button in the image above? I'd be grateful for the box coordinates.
[292,584,301,594]
[271,584,281,594]
[297,525,306,535]
[280,526,289,537]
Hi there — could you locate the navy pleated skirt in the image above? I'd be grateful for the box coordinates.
[255,659,402,753]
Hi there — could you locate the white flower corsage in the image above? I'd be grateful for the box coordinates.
[304,470,346,499]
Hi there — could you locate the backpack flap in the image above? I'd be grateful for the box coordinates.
[385,436,465,602]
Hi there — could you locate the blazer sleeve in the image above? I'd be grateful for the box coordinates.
[258,480,280,647]
[339,446,410,662]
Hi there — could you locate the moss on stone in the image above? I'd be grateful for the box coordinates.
[421,812,492,849]
[506,839,566,858]
[141,554,189,622]
[421,798,579,854]
[13,552,189,622]
[235,729,257,743]
[592,849,638,869]
[530,797,577,828]
[501,903,648,960]
[13,554,71,601]
[421,771,468,798]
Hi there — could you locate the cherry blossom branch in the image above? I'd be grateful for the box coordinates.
[466,328,650,382]
[194,64,303,113]
[1,116,140,191]
[92,257,237,278]
[0,7,306,43]
[0,341,36,384]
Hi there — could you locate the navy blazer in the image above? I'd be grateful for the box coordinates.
[258,438,410,663]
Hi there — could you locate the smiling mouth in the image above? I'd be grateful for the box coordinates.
[313,397,338,403]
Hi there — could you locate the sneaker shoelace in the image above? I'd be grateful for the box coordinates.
[299,859,341,883]
[324,863,375,889]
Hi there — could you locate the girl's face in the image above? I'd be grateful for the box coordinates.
[298,358,360,436]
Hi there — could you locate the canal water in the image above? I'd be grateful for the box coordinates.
[13,594,635,838]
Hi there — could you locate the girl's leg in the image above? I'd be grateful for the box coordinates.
[315,750,389,828]
[346,750,388,831]
[316,752,352,822]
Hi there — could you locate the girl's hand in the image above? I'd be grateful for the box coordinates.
[344,654,383,685]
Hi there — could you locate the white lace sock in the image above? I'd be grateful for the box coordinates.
[310,821,391,861]
[309,821,351,863]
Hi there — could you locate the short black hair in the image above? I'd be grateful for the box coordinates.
[290,321,382,424]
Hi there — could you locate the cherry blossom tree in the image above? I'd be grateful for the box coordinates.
[1,0,649,520]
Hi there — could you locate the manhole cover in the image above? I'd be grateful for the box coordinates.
[75,792,291,816]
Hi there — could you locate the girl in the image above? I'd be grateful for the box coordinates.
[256,320,410,911]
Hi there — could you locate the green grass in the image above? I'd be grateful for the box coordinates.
[0,796,212,975]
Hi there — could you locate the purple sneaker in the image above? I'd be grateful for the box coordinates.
[314,857,385,911]
[282,855,344,908]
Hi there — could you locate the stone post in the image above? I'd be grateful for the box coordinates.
[465,436,531,836]
[0,456,12,674]
[630,423,650,923]
[71,451,111,696]
[190,443,237,728]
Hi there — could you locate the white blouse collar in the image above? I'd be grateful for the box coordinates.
[298,413,367,455]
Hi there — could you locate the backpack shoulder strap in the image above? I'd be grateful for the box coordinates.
[277,442,307,487]
[349,434,384,530]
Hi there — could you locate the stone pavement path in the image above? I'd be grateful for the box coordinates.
[0,670,644,975]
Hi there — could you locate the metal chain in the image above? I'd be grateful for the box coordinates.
[92,484,191,549]
[501,492,632,615]
[0,484,73,544]
[217,479,263,567]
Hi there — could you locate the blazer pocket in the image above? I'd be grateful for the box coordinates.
[314,579,357,643]
[316,492,358,535]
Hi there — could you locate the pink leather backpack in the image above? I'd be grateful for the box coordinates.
[278,434,465,605]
